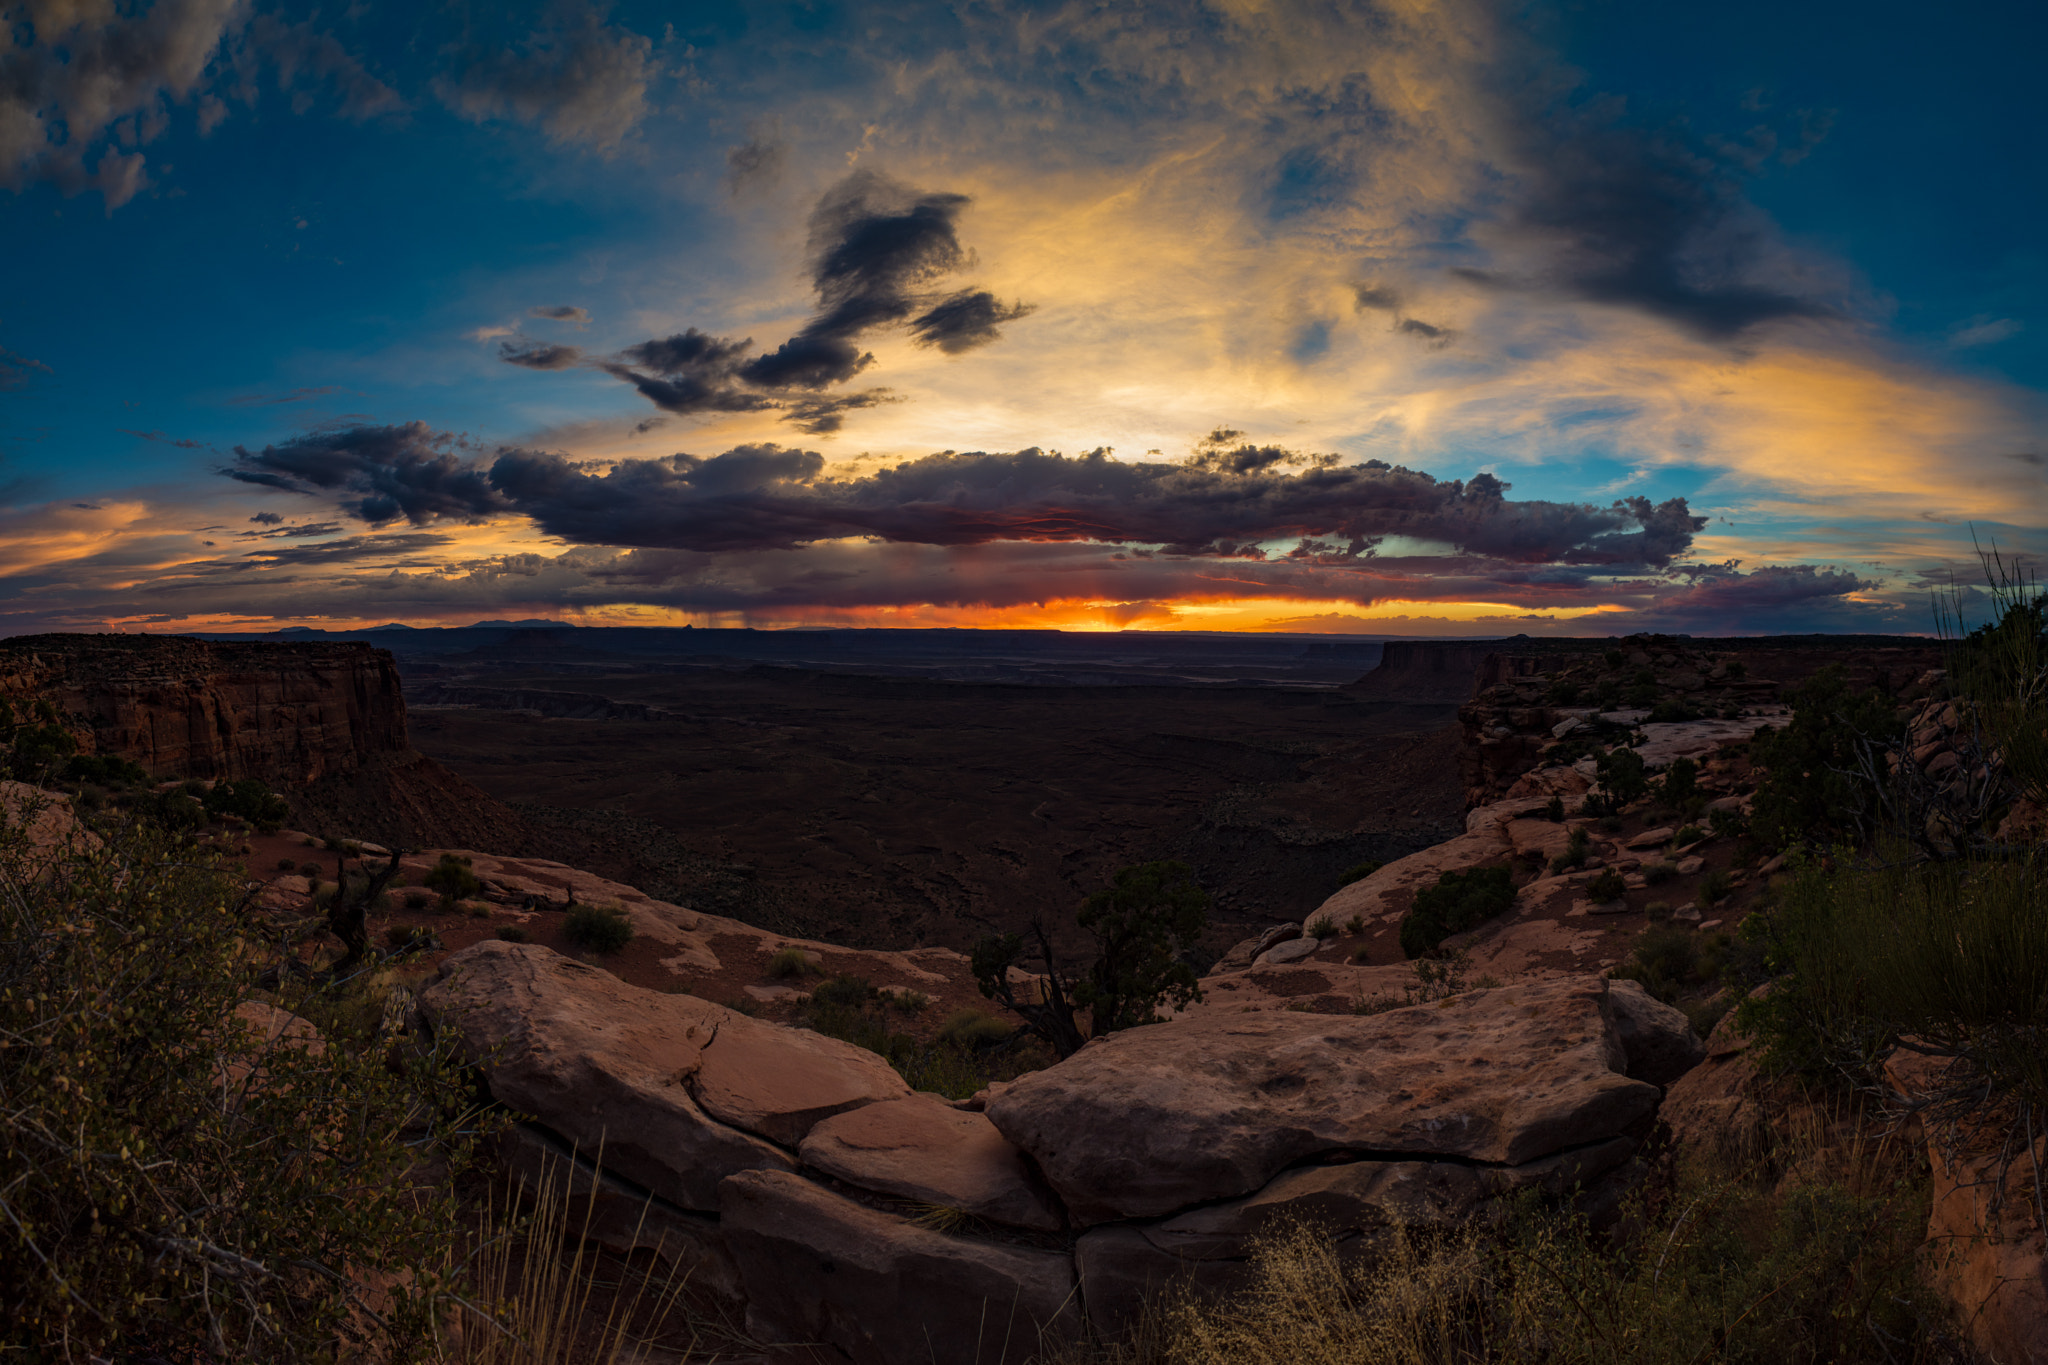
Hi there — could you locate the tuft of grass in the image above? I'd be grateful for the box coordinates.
[937,1008,1014,1049]
[1306,915,1337,940]
[1335,859,1383,888]
[496,925,530,943]
[766,946,822,979]
[1585,867,1627,903]
[889,988,932,1013]
[1672,823,1706,848]
[563,902,634,953]
[1698,868,1734,907]
[1349,943,1373,964]
[1643,860,1678,885]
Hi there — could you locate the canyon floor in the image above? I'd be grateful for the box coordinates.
[405,665,1465,954]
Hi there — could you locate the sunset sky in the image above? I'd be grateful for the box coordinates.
[1,0,2043,636]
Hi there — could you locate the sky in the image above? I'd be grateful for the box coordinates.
[1,0,2043,637]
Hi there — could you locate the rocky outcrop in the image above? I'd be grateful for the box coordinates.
[420,940,1677,1352]
[720,1170,1081,1364]
[0,634,406,783]
[419,942,906,1210]
[983,975,1659,1225]
[1347,639,1506,703]
[0,633,537,853]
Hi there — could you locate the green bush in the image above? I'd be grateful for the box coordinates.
[1545,679,1580,704]
[201,778,292,832]
[1743,852,2048,1110]
[495,925,530,943]
[810,973,880,1008]
[1671,823,1705,848]
[1594,745,1649,808]
[1306,915,1337,940]
[62,753,149,787]
[1336,859,1383,887]
[1586,867,1627,902]
[937,1008,1014,1049]
[1550,825,1590,873]
[1643,860,1678,885]
[1400,865,1515,959]
[563,902,634,953]
[0,801,488,1358]
[1748,666,1901,850]
[766,946,822,978]
[1657,756,1699,808]
[1698,868,1734,906]
[1545,794,1564,822]
[1647,698,1700,723]
[423,852,482,905]
[1611,923,1728,1005]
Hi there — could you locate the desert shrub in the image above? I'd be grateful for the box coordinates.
[63,752,149,787]
[1349,943,1372,963]
[150,790,207,832]
[810,973,880,1008]
[1335,859,1382,887]
[1586,867,1627,903]
[972,860,1209,1056]
[1708,806,1746,840]
[300,859,323,874]
[1697,868,1734,907]
[1,698,78,782]
[404,890,430,911]
[938,1008,1014,1049]
[1626,682,1659,707]
[1744,852,2048,1111]
[1647,698,1701,723]
[1610,924,1729,1005]
[1306,915,1337,940]
[0,805,489,1359]
[1550,825,1590,873]
[1400,865,1515,959]
[1546,679,1581,705]
[1748,666,1902,850]
[1343,913,1364,935]
[1603,648,1625,669]
[1643,860,1677,885]
[764,946,820,979]
[201,777,291,832]
[1594,678,1623,708]
[423,852,482,905]
[1657,756,1699,808]
[276,856,297,871]
[1545,794,1564,822]
[383,923,438,952]
[1594,745,1650,808]
[495,925,529,943]
[563,902,634,953]
[889,988,932,1013]
[1084,1164,1941,1365]
[1671,823,1705,848]
[1644,899,1674,921]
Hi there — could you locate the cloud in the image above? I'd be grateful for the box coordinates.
[528,305,590,325]
[247,423,1705,571]
[726,134,786,194]
[782,390,905,435]
[121,429,204,448]
[0,0,241,207]
[232,532,453,567]
[225,386,348,407]
[1640,561,1878,628]
[1475,106,1833,340]
[580,171,1036,432]
[236,520,342,539]
[436,13,656,152]
[497,339,585,370]
[910,290,1036,354]
[223,421,508,526]
[250,512,285,525]
[247,15,406,123]
[1948,317,2023,349]
[0,346,53,391]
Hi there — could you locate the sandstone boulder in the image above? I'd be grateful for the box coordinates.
[719,1169,1080,1365]
[1602,979,1706,1086]
[1305,801,1518,929]
[420,941,910,1210]
[798,1095,1064,1231]
[986,976,1658,1224]
[1254,936,1319,966]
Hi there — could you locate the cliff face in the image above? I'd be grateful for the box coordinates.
[0,634,407,783]
[1344,640,1504,703]
[0,634,536,854]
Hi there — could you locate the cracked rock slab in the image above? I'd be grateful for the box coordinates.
[985,975,1657,1224]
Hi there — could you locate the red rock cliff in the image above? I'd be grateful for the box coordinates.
[0,634,537,854]
[0,634,408,783]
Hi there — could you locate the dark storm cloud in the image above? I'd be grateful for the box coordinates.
[498,339,585,370]
[1481,107,1832,340]
[580,172,1035,432]
[1656,561,1875,615]
[235,532,453,567]
[1394,317,1454,347]
[1352,284,1403,312]
[223,422,509,526]
[910,290,1036,354]
[250,512,285,525]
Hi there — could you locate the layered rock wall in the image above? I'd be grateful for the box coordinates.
[0,634,406,784]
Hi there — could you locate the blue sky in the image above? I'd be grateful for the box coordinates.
[0,0,2042,635]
